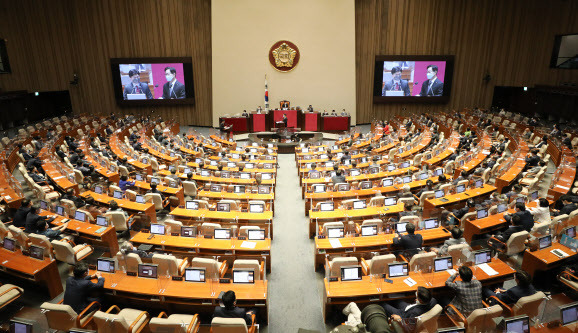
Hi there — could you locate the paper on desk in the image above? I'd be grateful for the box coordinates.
[447,269,457,276]
[477,263,498,276]
[240,241,257,249]
[403,277,417,287]
[53,176,64,180]
[4,195,11,201]
[557,185,570,191]
[329,239,342,248]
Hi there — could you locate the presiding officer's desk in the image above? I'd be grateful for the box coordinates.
[322,258,515,322]
[314,227,451,268]
[0,246,63,298]
[423,184,497,215]
[80,191,157,223]
[89,269,269,323]
[129,232,272,272]
[309,204,404,238]
[39,210,119,255]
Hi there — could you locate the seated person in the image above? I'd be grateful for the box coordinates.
[214,290,255,326]
[13,199,32,229]
[492,214,524,244]
[149,183,161,194]
[446,266,483,316]
[185,172,197,186]
[552,195,578,217]
[331,170,346,184]
[28,167,48,185]
[393,223,423,256]
[106,200,129,219]
[452,199,475,222]
[382,287,436,325]
[504,202,534,232]
[398,185,414,199]
[399,203,416,217]
[528,198,551,224]
[25,205,54,234]
[483,270,536,305]
[118,175,135,192]
[35,220,69,241]
[63,262,104,314]
[120,241,153,259]
[524,149,540,168]
[416,180,434,199]
[432,228,467,256]
[168,168,181,183]
[83,197,108,218]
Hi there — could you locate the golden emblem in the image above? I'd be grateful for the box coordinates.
[269,40,300,72]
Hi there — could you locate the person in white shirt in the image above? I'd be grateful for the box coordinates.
[528,198,551,224]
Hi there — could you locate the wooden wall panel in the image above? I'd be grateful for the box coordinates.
[0,0,212,126]
[356,0,578,124]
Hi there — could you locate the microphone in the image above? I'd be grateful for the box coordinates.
[414,81,419,86]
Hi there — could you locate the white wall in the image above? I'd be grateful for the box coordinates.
[211,0,356,127]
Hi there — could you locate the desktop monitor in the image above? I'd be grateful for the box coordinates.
[419,173,428,180]
[185,201,199,210]
[94,185,103,194]
[200,170,210,177]
[387,165,396,171]
[138,264,158,279]
[313,185,326,193]
[435,190,445,199]
[327,227,344,238]
[210,184,222,192]
[135,195,145,204]
[497,203,508,213]
[530,190,539,201]
[337,183,350,191]
[538,235,552,250]
[474,249,492,265]
[302,148,309,153]
[217,203,231,212]
[516,196,526,204]
[423,219,439,230]
[55,205,65,216]
[434,168,443,176]
[181,226,196,237]
[184,268,206,282]
[245,163,254,169]
[361,157,368,164]
[353,200,367,210]
[220,171,230,179]
[341,266,363,281]
[227,162,237,168]
[325,162,334,168]
[360,181,373,189]
[459,159,465,166]
[183,167,191,174]
[401,162,410,168]
[261,173,273,180]
[361,225,377,236]
[95,216,108,227]
[234,185,246,193]
[503,315,530,333]
[343,159,351,166]
[210,160,218,166]
[239,173,250,179]
[384,197,397,206]
[113,190,123,199]
[9,320,33,333]
[233,269,255,284]
[97,258,115,273]
[388,262,409,278]
[434,256,453,272]
[40,200,48,211]
[258,186,271,194]
[403,176,412,184]
[249,204,264,213]
[135,174,143,181]
[150,224,166,235]
[318,147,325,152]
[398,147,404,154]
[456,185,465,193]
[168,165,176,172]
[476,209,488,219]
[319,202,334,212]
[382,178,394,186]
[248,229,266,240]
[350,169,361,177]
[566,226,576,238]
[214,228,231,239]
[475,179,483,188]
[3,238,15,252]
[369,166,379,174]
[560,302,578,326]
[142,158,150,164]
[395,222,408,233]
[74,210,86,222]
[29,245,44,260]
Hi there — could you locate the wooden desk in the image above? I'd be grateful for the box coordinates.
[314,227,451,267]
[547,148,576,202]
[132,180,185,205]
[109,133,152,175]
[130,232,272,272]
[89,270,269,323]
[209,135,237,149]
[169,207,273,223]
[521,242,577,277]
[39,210,119,255]
[423,184,496,214]
[0,247,63,298]
[0,164,24,209]
[495,141,529,193]
[197,190,275,213]
[422,133,459,166]
[80,191,157,223]
[42,159,79,195]
[322,258,515,322]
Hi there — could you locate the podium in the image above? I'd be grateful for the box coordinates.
[272,109,298,128]
[303,111,320,131]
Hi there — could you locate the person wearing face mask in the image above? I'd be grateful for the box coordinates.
[419,64,444,96]
[160,66,186,99]
[123,69,154,100]
[382,66,411,96]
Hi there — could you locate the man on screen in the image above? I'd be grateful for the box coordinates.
[160,66,186,99]
[382,66,411,96]
[123,69,153,100]
[419,65,443,96]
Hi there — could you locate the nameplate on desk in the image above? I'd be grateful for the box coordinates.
[127,272,137,276]
[172,276,183,281]
[95,227,107,234]
[204,235,213,239]
[219,278,231,283]
[328,277,338,282]
[171,232,180,236]
[238,236,246,240]
[317,235,326,239]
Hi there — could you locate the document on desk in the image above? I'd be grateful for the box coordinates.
[477,263,498,276]
[403,277,417,287]
[329,239,342,248]
[557,185,570,191]
[240,241,257,249]
[446,269,457,276]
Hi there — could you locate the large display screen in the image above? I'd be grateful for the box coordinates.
[110,57,194,106]
[373,55,454,103]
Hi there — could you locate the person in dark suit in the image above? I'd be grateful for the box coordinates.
[25,205,53,234]
[504,203,534,232]
[63,262,104,314]
[214,290,255,326]
[552,195,578,217]
[282,114,288,127]
[393,223,423,256]
[123,69,153,100]
[161,67,186,99]
[524,149,540,168]
[12,199,32,229]
[483,270,536,305]
[382,287,436,322]
[495,214,525,243]
[419,64,444,96]
[382,66,411,96]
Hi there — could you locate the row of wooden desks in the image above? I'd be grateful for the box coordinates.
[80,191,157,223]
[495,140,529,193]
[89,270,269,323]
[314,227,451,267]
[423,184,497,214]
[130,232,272,272]
[322,258,515,322]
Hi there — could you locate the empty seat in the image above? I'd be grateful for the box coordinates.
[201,222,222,237]
[408,252,436,271]
[232,259,263,280]
[360,254,396,276]
[51,240,93,264]
[211,316,255,333]
[41,301,99,331]
[149,313,200,333]
[152,254,188,277]
[93,306,149,333]
[190,257,227,279]
[326,257,358,278]
[0,283,24,310]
